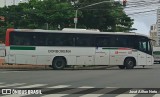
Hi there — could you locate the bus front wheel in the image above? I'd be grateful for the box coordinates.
[124,58,135,69]
[52,57,66,70]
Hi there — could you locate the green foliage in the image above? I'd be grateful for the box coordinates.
[0,0,134,41]
[76,0,134,31]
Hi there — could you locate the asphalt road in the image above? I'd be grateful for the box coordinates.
[0,64,160,97]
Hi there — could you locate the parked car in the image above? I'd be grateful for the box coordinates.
[153,47,160,63]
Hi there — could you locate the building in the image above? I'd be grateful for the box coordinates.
[156,8,160,46]
[0,0,29,7]
[150,8,160,47]
[150,24,158,46]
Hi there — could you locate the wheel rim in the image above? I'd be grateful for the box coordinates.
[128,60,134,66]
[55,60,64,68]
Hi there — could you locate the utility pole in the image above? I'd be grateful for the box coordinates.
[5,0,6,6]
[13,0,15,5]
[46,23,48,30]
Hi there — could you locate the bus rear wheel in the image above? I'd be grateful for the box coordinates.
[124,58,135,69]
[52,57,66,70]
[118,65,125,69]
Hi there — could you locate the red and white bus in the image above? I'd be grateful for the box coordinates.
[4,28,154,69]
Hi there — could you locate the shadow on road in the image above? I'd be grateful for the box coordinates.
[0,66,154,71]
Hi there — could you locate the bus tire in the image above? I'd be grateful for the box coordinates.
[118,65,125,69]
[52,57,66,70]
[124,58,135,69]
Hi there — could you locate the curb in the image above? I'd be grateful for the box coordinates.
[0,64,52,70]
[0,57,52,70]
[0,57,117,70]
[70,65,116,70]
[0,64,116,70]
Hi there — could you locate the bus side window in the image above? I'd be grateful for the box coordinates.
[137,37,149,53]
[96,37,110,47]
[115,36,129,47]
[65,35,74,46]
[75,35,94,47]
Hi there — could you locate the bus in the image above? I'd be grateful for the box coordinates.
[0,43,5,57]
[4,28,154,69]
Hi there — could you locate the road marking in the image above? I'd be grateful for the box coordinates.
[0,83,25,88]
[12,71,26,73]
[0,82,5,84]
[115,94,137,97]
[78,86,94,88]
[153,94,160,97]
[1,94,22,97]
[0,94,31,97]
[79,94,104,97]
[47,85,71,88]
[17,84,46,88]
[0,71,26,74]
[106,87,118,88]
[53,86,96,94]
[0,72,9,73]
[41,94,69,97]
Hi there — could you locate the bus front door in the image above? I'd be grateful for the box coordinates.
[138,51,147,65]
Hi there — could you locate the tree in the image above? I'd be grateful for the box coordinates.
[73,0,134,32]
[26,0,75,29]
[0,0,134,42]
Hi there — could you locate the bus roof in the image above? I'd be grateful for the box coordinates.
[9,28,149,38]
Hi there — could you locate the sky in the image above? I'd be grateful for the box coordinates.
[0,0,158,36]
[0,0,28,7]
[130,15,156,35]
[122,0,159,36]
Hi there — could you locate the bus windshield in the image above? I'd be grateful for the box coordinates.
[137,37,152,55]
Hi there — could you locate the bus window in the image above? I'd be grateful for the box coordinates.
[10,32,33,46]
[137,37,152,55]
[139,41,147,52]
[109,35,134,48]
[116,36,133,47]
[46,33,74,46]
[96,37,110,47]
[148,40,152,55]
[33,33,47,46]
[75,34,94,47]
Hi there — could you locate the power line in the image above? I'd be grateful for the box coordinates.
[127,9,157,15]
[125,4,159,11]
[122,0,159,16]
[128,12,157,16]
[125,1,160,9]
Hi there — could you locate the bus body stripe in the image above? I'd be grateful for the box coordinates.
[118,48,132,50]
[102,48,118,50]
[10,46,36,50]
[102,48,132,50]
[5,28,14,46]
